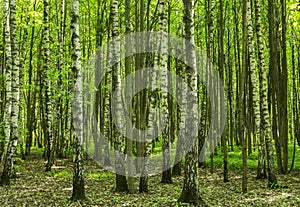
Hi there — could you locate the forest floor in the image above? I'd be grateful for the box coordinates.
[0,149,300,207]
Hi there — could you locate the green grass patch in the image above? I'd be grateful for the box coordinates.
[53,169,72,179]
[32,147,45,155]
[14,165,27,173]
[86,171,114,179]
[213,143,300,170]
[15,157,25,164]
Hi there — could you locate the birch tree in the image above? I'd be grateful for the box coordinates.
[43,0,54,172]
[241,0,247,192]
[3,0,11,157]
[1,0,20,186]
[254,0,267,179]
[246,0,264,180]
[110,0,128,192]
[156,0,172,184]
[71,0,85,200]
[178,0,205,205]
[264,0,279,186]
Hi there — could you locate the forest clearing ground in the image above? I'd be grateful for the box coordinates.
[0,151,299,207]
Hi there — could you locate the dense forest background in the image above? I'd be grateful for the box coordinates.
[0,0,299,206]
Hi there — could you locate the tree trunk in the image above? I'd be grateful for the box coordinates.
[43,0,54,172]
[71,0,85,200]
[178,0,205,205]
[246,0,262,180]
[280,0,288,174]
[219,0,228,183]
[156,0,172,184]
[1,0,20,186]
[241,0,247,193]
[254,0,267,179]
[110,0,128,192]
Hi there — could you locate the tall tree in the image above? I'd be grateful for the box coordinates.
[254,0,267,179]
[3,0,12,158]
[269,0,283,173]
[280,0,288,174]
[246,0,263,180]
[125,0,135,193]
[71,0,85,200]
[1,0,20,186]
[110,0,128,192]
[156,0,172,184]
[25,0,37,156]
[139,0,155,193]
[241,0,247,193]
[219,0,228,182]
[263,0,279,187]
[178,0,205,205]
[43,0,54,172]
[208,0,216,175]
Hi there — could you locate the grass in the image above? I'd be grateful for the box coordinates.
[0,152,299,206]
[150,137,300,172]
[24,137,300,173]
[213,143,300,171]
[86,171,115,179]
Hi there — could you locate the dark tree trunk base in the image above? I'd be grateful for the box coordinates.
[45,164,52,172]
[256,171,267,180]
[224,178,229,182]
[71,193,86,201]
[161,169,172,183]
[178,190,207,206]
[0,173,10,186]
[198,161,206,169]
[160,179,173,184]
[71,180,85,201]
[268,172,277,183]
[267,171,279,189]
[223,160,229,182]
[172,162,182,176]
[139,176,148,193]
[115,174,128,192]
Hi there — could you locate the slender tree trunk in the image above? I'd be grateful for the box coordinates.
[234,0,241,147]
[110,0,128,192]
[254,0,267,179]
[268,0,283,174]
[59,0,68,158]
[246,0,262,180]
[103,27,112,167]
[241,0,247,193]
[1,0,20,186]
[208,0,215,175]
[219,0,228,183]
[280,0,288,174]
[43,0,54,172]
[265,0,279,186]
[3,0,12,159]
[290,35,297,173]
[156,0,172,184]
[173,24,184,175]
[71,0,85,200]
[125,0,135,193]
[178,0,205,205]
[25,0,37,156]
